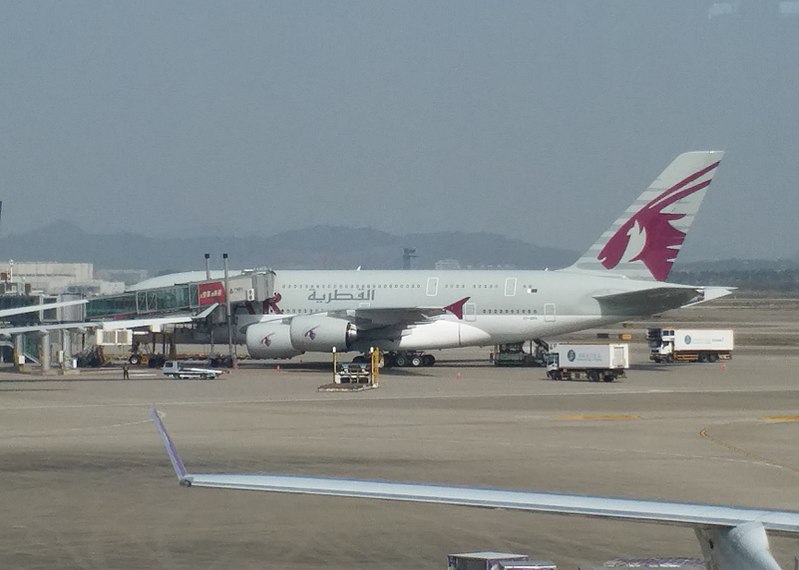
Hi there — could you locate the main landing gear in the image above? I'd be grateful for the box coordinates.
[352,351,435,368]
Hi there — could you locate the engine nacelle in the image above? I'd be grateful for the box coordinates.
[245,321,303,359]
[289,315,358,352]
[374,320,492,351]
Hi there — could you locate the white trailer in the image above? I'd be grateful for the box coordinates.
[647,328,734,363]
[161,360,224,379]
[545,343,629,382]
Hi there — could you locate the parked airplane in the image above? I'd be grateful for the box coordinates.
[228,151,729,364]
[152,407,794,570]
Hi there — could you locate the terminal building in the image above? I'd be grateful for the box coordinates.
[2,261,130,296]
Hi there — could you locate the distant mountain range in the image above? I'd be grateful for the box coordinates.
[0,221,577,273]
[2,223,797,294]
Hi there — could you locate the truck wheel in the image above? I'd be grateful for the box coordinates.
[129,354,141,365]
[699,353,709,363]
[708,353,719,363]
[588,370,598,382]
[603,374,615,382]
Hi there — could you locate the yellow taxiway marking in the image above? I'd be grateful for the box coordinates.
[762,415,799,422]
[557,414,640,421]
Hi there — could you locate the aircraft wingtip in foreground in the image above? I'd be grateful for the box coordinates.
[152,407,794,570]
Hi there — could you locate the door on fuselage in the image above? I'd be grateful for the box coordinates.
[544,303,556,322]
[464,302,476,322]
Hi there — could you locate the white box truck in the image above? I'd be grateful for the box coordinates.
[647,328,734,363]
[545,343,629,382]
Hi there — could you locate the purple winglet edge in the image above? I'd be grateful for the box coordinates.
[151,406,188,482]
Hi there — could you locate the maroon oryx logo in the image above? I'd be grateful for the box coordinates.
[597,160,720,281]
[266,292,283,314]
[261,333,274,347]
[304,327,318,341]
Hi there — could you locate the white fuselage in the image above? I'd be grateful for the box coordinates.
[236,269,688,356]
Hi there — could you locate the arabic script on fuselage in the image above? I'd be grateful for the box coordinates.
[306,289,377,303]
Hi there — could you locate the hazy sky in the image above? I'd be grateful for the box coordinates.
[2,1,798,261]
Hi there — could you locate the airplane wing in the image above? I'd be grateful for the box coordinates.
[152,408,795,569]
[330,297,471,328]
[0,303,219,336]
[0,299,87,319]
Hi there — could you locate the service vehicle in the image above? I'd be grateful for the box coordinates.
[544,343,629,382]
[161,360,224,379]
[647,328,734,363]
[492,342,543,366]
[447,552,555,570]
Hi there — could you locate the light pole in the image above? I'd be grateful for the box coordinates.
[222,253,238,369]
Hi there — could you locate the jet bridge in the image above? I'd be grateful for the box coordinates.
[85,270,277,320]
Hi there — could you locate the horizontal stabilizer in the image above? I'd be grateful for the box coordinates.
[593,286,704,316]
[685,286,735,306]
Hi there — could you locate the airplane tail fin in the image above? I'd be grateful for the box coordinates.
[568,151,724,281]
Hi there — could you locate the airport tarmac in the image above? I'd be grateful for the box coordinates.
[2,299,799,569]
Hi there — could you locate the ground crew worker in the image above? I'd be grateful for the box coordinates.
[122,363,130,380]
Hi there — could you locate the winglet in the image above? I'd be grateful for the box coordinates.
[444,297,471,320]
[150,406,190,485]
[193,303,219,320]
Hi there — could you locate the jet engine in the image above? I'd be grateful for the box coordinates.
[289,315,358,352]
[245,321,303,359]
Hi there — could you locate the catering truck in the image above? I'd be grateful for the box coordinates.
[544,343,629,382]
[647,328,734,363]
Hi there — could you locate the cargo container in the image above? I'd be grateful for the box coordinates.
[447,552,531,570]
[544,343,629,382]
[647,328,734,363]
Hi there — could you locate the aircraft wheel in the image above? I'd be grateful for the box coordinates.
[410,356,423,367]
[422,354,435,366]
[394,354,408,367]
